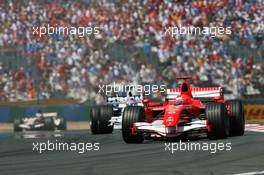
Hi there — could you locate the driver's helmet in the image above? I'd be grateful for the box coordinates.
[127,91,136,103]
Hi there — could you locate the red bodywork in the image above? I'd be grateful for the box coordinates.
[137,77,230,134]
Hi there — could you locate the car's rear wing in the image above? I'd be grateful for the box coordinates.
[41,112,58,117]
[107,95,143,103]
[166,87,223,100]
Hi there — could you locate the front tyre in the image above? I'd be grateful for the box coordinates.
[122,106,145,143]
[206,103,229,140]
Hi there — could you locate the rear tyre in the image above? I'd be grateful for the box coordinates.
[90,105,113,134]
[14,119,22,132]
[206,103,229,140]
[122,106,145,143]
[43,117,55,130]
[90,106,100,134]
[229,100,245,136]
[57,117,67,130]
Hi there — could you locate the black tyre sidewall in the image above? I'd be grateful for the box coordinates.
[91,105,113,134]
[122,106,145,143]
[90,106,100,134]
[57,117,67,130]
[14,119,22,132]
[98,105,114,134]
[44,117,55,130]
[206,103,229,140]
[229,100,245,136]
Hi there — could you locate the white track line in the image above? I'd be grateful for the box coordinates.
[233,170,264,175]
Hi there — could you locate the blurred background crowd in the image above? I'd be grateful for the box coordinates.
[0,0,263,103]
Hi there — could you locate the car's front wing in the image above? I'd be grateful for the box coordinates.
[133,119,207,137]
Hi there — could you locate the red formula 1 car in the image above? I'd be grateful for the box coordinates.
[122,76,245,143]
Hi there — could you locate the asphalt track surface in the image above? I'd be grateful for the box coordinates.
[0,130,263,175]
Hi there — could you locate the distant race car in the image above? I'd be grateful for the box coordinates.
[14,112,66,132]
[121,76,245,143]
[90,93,144,134]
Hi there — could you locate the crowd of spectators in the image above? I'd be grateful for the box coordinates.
[0,0,263,102]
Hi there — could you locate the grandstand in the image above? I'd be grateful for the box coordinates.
[0,0,263,103]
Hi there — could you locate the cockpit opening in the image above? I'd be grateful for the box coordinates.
[181,83,188,92]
